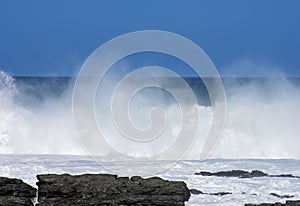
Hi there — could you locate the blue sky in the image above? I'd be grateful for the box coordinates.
[0,0,299,77]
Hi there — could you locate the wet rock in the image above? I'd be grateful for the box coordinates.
[209,192,232,196]
[36,173,190,206]
[189,189,231,196]
[189,189,203,195]
[249,170,269,178]
[270,193,294,199]
[270,174,300,179]
[195,170,268,178]
[195,170,300,179]
[0,177,36,206]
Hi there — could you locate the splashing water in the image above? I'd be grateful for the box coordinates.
[1,70,300,159]
[0,71,84,154]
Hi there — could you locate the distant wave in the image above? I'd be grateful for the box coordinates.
[1,70,300,159]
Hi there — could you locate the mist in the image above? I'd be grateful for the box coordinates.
[1,70,300,159]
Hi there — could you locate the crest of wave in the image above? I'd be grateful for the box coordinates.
[0,71,84,154]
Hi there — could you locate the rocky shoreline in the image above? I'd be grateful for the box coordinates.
[0,170,299,205]
[36,174,190,206]
[0,177,36,206]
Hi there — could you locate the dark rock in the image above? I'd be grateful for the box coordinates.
[195,170,268,178]
[189,189,203,195]
[195,170,246,177]
[270,193,294,199]
[0,196,34,206]
[208,192,232,196]
[36,173,190,206]
[245,200,300,206]
[189,189,231,196]
[285,200,300,206]
[195,170,300,179]
[248,170,269,178]
[0,177,36,206]
[270,174,300,179]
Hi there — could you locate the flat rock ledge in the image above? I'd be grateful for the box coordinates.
[0,177,36,206]
[195,170,300,179]
[1,173,300,206]
[36,173,191,206]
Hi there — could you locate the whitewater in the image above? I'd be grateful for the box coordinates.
[1,71,300,158]
[1,70,300,205]
[1,155,300,205]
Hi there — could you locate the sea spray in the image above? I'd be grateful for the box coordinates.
[213,78,300,158]
[0,71,84,154]
[1,71,300,158]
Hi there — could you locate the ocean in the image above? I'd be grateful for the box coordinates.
[1,71,300,205]
[1,155,300,205]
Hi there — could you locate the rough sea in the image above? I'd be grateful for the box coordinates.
[1,71,300,205]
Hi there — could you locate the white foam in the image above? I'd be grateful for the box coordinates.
[1,71,300,159]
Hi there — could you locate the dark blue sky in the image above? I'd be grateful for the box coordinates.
[0,0,299,77]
